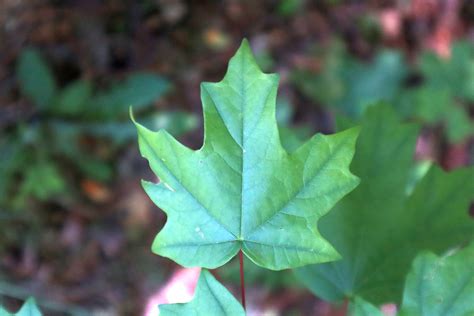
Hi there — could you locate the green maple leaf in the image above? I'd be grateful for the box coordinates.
[399,242,474,316]
[159,270,245,316]
[349,242,474,316]
[295,105,474,303]
[420,41,474,102]
[134,39,360,270]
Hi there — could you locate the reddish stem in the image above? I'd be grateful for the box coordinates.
[239,250,246,310]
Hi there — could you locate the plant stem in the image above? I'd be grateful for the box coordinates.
[239,250,246,310]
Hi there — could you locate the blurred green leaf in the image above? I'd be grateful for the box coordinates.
[399,242,474,316]
[159,270,244,316]
[16,49,57,110]
[294,45,407,118]
[337,51,406,117]
[347,251,467,316]
[73,156,113,182]
[18,161,66,202]
[50,111,198,147]
[295,105,474,304]
[292,41,346,106]
[396,88,452,123]
[277,0,303,16]
[295,41,473,143]
[88,73,170,120]
[464,59,474,100]
[53,80,92,116]
[5,50,179,209]
[395,87,473,143]
[358,14,382,44]
[420,41,474,102]
[445,106,474,143]
[0,138,24,206]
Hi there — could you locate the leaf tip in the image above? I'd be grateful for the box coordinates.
[129,106,136,123]
[235,38,255,62]
[239,38,251,51]
[346,125,362,139]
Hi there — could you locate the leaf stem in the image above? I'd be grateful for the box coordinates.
[239,250,246,310]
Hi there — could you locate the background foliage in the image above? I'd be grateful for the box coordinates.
[0,1,473,315]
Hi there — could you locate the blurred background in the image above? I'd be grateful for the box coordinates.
[0,0,473,315]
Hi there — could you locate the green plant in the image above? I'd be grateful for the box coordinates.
[293,41,474,143]
[0,48,197,210]
[3,40,472,315]
[398,41,474,142]
[350,241,474,316]
[295,104,474,306]
[136,40,474,315]
[292,40,407,117]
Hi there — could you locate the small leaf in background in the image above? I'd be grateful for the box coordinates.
[49,111,198,148]
[0,297,42,316]
[291,40,346,106]
[356,242,474,316]
[135,40,360,270]
[0,138,24,207]
[337,50,406,117]
[73,156,113,182]
[294,41,473,143]
[395,87,473,144]
[295,105,474,305]
[159,270,245,316]
[277,0,303,17]
[399,242,474,316]
[445,106,474,143]
[293,46,407,118]
[16,49,57,110]
[395,87,452,124]
[357,13,382,44]
[89,73,170,120]
[18,161,66,202]
[53,80,92,116]
[420,41,474,102]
